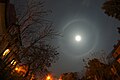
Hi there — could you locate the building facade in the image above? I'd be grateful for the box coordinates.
[0,0,21,73]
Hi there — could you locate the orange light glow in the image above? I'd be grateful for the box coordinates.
[46,75,52,80]
[15,67,19,71]
[59,79,62,80]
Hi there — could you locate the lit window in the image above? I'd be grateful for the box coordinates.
[11,60,17,65]
[3,49,10,56]
[13,61,17,65]
[11,60,15,64]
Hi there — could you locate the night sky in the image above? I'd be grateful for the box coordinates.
[12,0,120,76]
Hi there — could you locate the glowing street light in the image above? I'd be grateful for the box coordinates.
[15,67,20,72]
[46,75,51,80]
[15,67,19,71]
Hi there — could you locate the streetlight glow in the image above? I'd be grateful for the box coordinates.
[46,75,52,80]
[47,76,50,80]
[15,67,19,71]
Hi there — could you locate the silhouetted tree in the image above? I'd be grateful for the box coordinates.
[14,0,60,79]
[60,72,80,80]
[0,0,60,79]
[81,51,113,80]
[102,0,120,20]
[82,57,120,80]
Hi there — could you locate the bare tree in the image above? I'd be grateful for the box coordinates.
[0,0,60,79]
[14,0,60,79]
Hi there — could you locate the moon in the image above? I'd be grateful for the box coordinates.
[61,19,98,57]
[75,35,82,42]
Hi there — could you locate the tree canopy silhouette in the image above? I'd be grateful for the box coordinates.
[102,0,120,20]
[0,0,60,79]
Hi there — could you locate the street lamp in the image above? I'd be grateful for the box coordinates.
[46,75,51,80]
[15,67,18,71]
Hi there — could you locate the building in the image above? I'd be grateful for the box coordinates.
[0,0,21,75]
[110,28,120,63]
[108,27,120,76]
[111,40,120,62]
